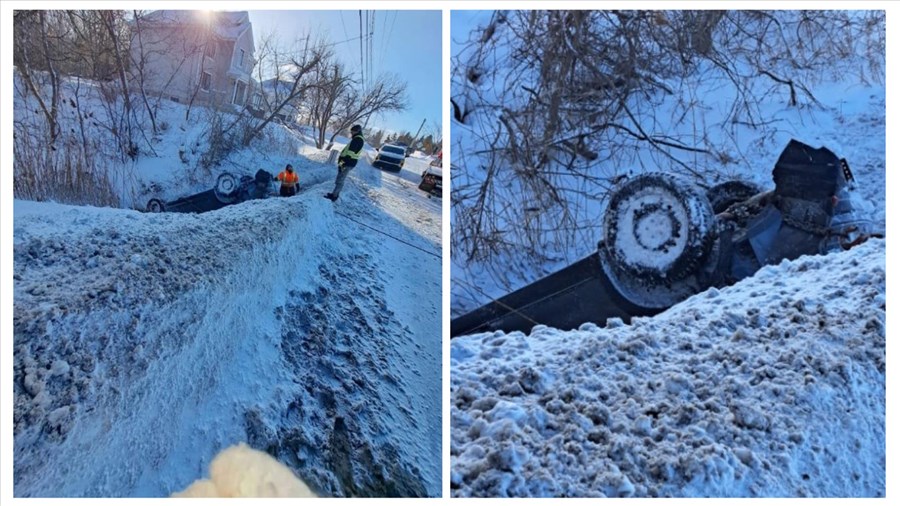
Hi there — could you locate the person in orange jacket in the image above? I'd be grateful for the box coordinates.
[276,164,299,197]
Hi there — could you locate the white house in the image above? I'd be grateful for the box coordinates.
[129,10,260,110]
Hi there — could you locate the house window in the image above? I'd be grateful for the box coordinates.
[204,41,216,58]
[239,49,245,68]
[233,80,247,105]
[200,72,212,91]
[252,93,262,108]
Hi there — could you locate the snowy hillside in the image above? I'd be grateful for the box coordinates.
[13,155,442,497]
[451,239,885,497]
[12,72,349,211]
[450,11,886,317]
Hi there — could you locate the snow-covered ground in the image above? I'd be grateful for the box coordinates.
[12,142,442,496]
[451,239,885,497]
[449,10,885,498]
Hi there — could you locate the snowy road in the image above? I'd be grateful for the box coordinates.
[13,158,441,497]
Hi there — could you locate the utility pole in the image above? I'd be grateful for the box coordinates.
[412,117,426,151]
[359,10,364,90]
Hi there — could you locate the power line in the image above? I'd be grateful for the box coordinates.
[364,10,368,87]
[326,34,365,48]
[359,10,364,90]
[369,10,375,87]
[379,11,397,72]
[339,11,349,45]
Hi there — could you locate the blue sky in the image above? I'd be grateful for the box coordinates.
[248,10,442,137]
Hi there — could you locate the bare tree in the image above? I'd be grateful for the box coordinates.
[305,59,353,149]
[323,74,408,150]
[62,11,118,81]
[424,119,442,154]
[127,10,160,135]
[122,10,213,125]
[13,11,63,141]
[99,10,139,157]
[238,33,330,146]
[12,9,181,203]
[181,18,216,122]
[13,11,120,207]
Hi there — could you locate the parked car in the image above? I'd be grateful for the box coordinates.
[145,170,274,213]
[373,144,406,172]
[419,165,443,197]
[450,139,880,337]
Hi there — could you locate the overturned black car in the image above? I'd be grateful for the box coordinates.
[145,170,274,213]
[450,140,879,337]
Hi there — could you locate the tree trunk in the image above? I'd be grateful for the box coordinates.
[102,11,136,156]
[131,11,158,135]
[35,12,61,141]
[690,10,724,56]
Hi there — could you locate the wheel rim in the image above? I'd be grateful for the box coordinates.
[604,173,714,282]
[216,173,237,196]
[630,201,683,257]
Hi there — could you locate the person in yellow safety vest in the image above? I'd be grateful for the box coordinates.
[276,164,299,197]
[325,124,365,202]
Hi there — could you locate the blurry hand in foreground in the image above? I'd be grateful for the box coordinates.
[172,443,317,498]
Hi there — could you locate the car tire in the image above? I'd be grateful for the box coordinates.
[603,173,714,284]
[707,180,762,214]
[146,198,166,213]
[214,173,239,203]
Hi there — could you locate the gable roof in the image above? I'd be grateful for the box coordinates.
[259,78,295,93]
[139,10,251,40]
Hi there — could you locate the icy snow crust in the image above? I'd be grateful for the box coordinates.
[13,160,441,497]
[450,240,885,497]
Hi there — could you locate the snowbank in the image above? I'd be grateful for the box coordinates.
[13,162,442,497]
[450,240,885,497]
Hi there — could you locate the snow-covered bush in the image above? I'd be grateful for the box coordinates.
[13,119,119,207]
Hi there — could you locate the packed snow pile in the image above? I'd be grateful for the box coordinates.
[13,158,441,497]
[450,240,885,497]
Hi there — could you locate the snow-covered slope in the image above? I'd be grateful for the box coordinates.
[13,158,441,497]
[12,72,359,212]
[449,11,886,318]
[450,239,885,497]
